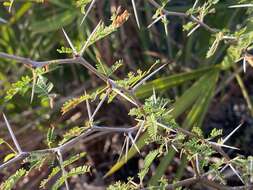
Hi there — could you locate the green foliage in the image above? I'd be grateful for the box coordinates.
[59,126,88,145]
[34,75,54,100]
[209,128,223,139]
[40,153,87,189]
[61,93,91,114]
[116,60,160,90]
[138,150,159,182]
[78,11,129,51]
[206,32,224,58]
[47,126,56,148]
[56,46,73,54]
[31,10,78,34]
[107,181,137,190]
[0,168,26,190]
[5,76,31,101]
[1,0,253,189]
[51,165,90,190]
[96,59,123,77]
[76,0,92,14]
[3,153,16,162]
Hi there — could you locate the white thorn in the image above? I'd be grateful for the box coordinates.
[3,113,22,154]
[0,17,7,24]
[229,4,253,8]
[171,144,178,152]
[156,122,176,132]
[112,88,138,106]
[91,89,110,120]
[222,123,243,144]
[128,133,140,153]
[80,0,97,25]
[132,64,166,92]
[80,20,102,56]
[243,57,247,73]
[147,15,163,28]
[229,164,245,184]
[62,28,77,55]
[209,141,240,150]
[187,24,200,36]
[131,0,140,29]
[85,90,92,121]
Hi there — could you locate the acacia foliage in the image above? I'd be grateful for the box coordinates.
[0,0,253,189]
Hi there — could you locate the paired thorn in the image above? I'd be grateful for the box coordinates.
[128,132,140,153]
[208,123,243,151]
[133,120,145,143]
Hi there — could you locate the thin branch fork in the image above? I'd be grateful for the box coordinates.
[0,124,138,170]
[148,0,219,34]
[165,176,253,190]
[0,52,142,107]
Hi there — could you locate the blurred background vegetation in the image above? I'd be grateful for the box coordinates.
[1,0,253,189]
